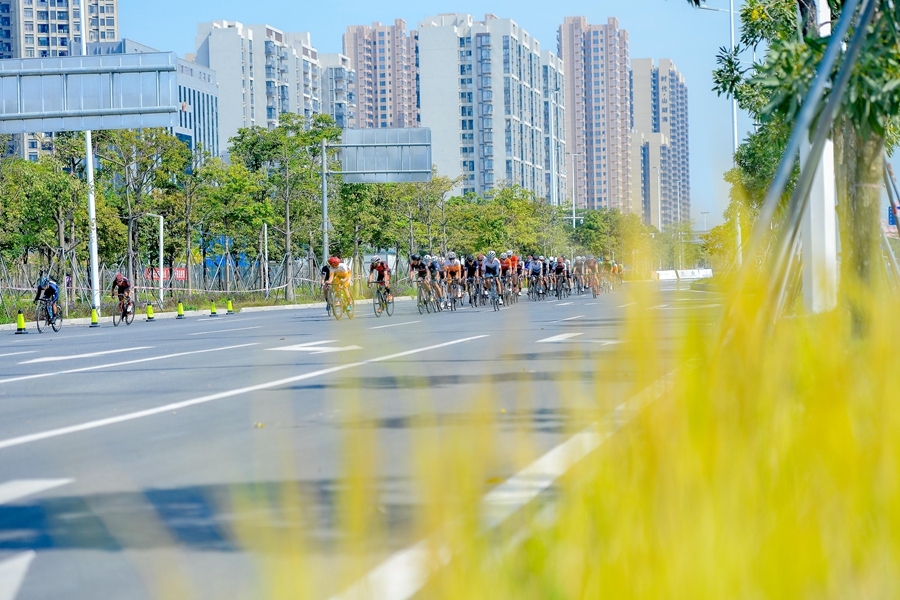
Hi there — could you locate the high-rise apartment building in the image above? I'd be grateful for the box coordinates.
[418,13,557,198]
[89,39,220,157]
[192,21,322,155]
[1,0,118,60]
[343,20,418,129]
[320,53,356,129]
[631,58,690,228]
[542,50,567,206]
[558,16,632,212]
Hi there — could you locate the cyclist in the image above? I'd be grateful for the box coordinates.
[464,254,480,305]
[110,273,132,315]
[325,256,352,303]
[409,254,430,285]
[425,255,444,305]
[511,250,523,295]
[368,256,393,302]
[320,261,333,314]
[553,256,569,295]
[34,275,60,324]
[499,252,513,296]
[527,255,543,295]
[445,252,463,303]
[482,250,503,305]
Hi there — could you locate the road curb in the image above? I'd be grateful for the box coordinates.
[1,296,417,331]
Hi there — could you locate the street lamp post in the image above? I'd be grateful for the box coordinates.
[566,152,583,228]
[145,213,164,305]
[699,1,742,266]
[701,211,709,231]
[548,87,561,207]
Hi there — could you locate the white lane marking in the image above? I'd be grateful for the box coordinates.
[0,344,257,387]
[0,479,73,505]
[555,302,574,307]
[369,321,421,330]
[0,336,489,451]
[270,341,364,355]
[618,302,637,308]
[20,347,152,365]
[561,315,585,322]
[658,304,723,310]
[188,326,263,336]
[583,303,597,306]
[329,372,678,600]
[0,551,35,600]
[0,352,37,359]
[537,333,583,343]
[649,304,670,310]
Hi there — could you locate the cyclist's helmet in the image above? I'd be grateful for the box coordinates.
[538,255,545,261]
[424,254,432,261]
[557,256,565,263]
[478,254,485,261]
[371,256,382,265]
[114,273,124,283]
[500,252,508,260]
[411,254,422,262]
[506,249,513,257]
[328,257,341,267]
[447,252,457,260]
[487,250,496,260]
[38,276,49,287]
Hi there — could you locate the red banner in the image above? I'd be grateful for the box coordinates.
[144,267,187,281]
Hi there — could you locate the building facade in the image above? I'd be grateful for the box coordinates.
[320,53,356,129]
[558,16,632,212]
[418,13,555,198]
[631,58,690,228]
[193,21,322,155]
[542,50,567,206]
[1,0,119,60]
[88,39,220,157]
[343,20,418,129]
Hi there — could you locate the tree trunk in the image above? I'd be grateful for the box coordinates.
[224,229,230,294]
[69,217,77,315]
[185,220,192,297]
[285,195,294,301]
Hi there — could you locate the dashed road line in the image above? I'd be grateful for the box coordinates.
[537,333,583,343]
[188,326,263,336]
[369,321,421,330]
[618,303,637,308]
[0,479,73,505]
[20,347,152,365]
[0,336,488,450]
[0,352,37,359]
[561,315,585,322]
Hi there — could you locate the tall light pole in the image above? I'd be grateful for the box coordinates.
[701,211,709,231]
[567,151,584,228]
[700,1,742,266]
[80,34,101,311]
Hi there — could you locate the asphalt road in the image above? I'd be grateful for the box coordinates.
[0,282,721,600]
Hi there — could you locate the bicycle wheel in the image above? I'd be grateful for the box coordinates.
[373,289,383,317]
[112,303,121,327]
[125,300,135,325]
[346,293,356,320]
[51,312,62,333]
[417,286,426,315]
[385,292,395,317]
[35,305,46,333]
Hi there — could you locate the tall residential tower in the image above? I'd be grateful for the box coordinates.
[558,16,632,212]
[343,20,418,129]
[418,13,563,199]
[631,58,690,228]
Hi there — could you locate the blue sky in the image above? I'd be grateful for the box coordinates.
[118,0,899,228]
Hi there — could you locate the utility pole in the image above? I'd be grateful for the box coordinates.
[146,213,164,305]
[701,211,709,231]
[81,35,101,312]
[321,138,329,266]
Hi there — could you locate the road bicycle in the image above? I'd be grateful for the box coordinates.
[416,280,435,315]
[330,284,355,321]
[486,275,501,311]
[112,294,135,327]
[556,276,570,300]
[370,281,394,318]
[35,297,62,333]
[447,278,462,312]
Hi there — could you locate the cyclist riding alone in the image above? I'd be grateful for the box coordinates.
[33,275,60,324]
[110,273,132,312]
[368,256,393,302]
[482,250,503,305]
[326,256,351,287]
